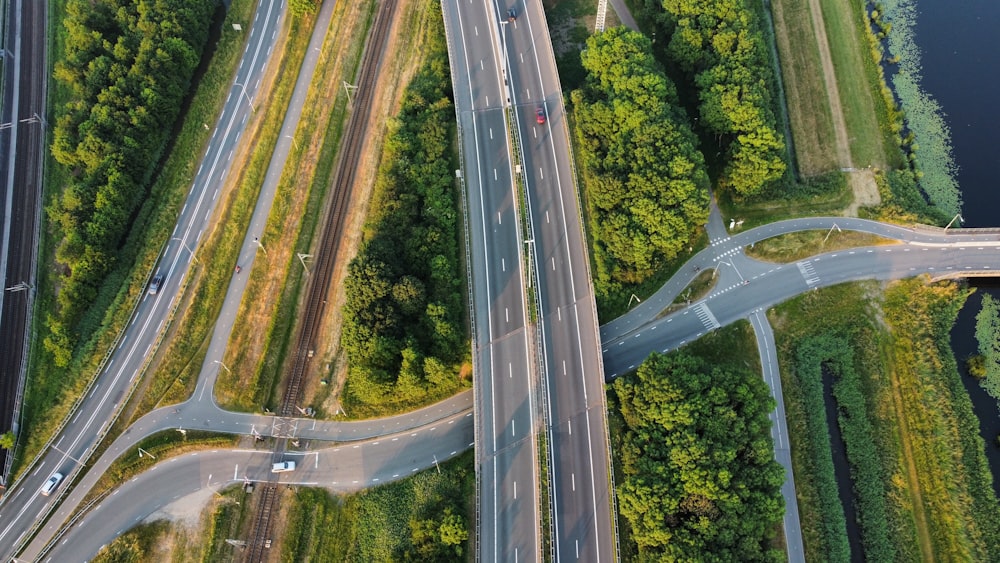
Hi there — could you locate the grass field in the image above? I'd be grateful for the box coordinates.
[770,0,838,175]
[769,279,1000,561]
[770,0,900,176]
[745,229,897,263]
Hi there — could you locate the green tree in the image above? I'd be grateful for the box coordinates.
[615,351,784,560]
[974,294,1000,400]
[0,431,15,450]
[573,27,709,292]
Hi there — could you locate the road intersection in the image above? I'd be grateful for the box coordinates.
[5,0,1000,559]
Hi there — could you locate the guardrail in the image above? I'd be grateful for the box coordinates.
[436,3,483,561]
[7,243,187,558]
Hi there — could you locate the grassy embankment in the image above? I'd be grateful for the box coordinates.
[745,230,897,263]
[770,279,1000,561]
[131,8,318,419]
[16,0,256,477]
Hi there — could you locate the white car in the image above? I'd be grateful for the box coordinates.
[271,461,296,473]
[41,473,64,496]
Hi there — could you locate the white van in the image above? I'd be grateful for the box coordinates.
[41,473,64,496]
[271,461,296,473]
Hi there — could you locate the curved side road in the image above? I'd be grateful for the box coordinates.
[38,409,474,562]
[602,217,1000,357]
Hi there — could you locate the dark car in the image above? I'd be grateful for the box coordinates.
[148,274,165,295]
[536,107,546,124]
[507,9,516,22]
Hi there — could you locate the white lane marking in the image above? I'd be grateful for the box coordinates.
[489,127,493,139]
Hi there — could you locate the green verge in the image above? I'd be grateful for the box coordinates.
[770,279,1000,561]
[744,230,897,263]
[279,451,474,561]
[134,12,317,417]
[16,0,256,478]
[210,0,376,412]
[816,0,899,168]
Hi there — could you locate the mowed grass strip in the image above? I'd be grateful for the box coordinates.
[213,0,378,412]
[816,0,894,167]
[770,0,838,175]
[745,229,897,263]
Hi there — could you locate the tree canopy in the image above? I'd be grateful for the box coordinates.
[46,0,217,364]
[652,0,788,196]
[340,3,466,413]
[572,27,709,290]
[614,351,785,560]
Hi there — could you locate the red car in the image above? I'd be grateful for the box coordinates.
[536,107,545,124]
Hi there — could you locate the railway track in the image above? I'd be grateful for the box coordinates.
[243,0,398,558]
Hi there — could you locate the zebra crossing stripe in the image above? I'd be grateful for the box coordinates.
[694,302,720,329]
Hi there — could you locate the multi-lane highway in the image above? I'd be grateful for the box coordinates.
[499,2,617,560]
[0,0,47,485]
[442,0,617,559]
[442,0,542,559]
[0,1,286,557]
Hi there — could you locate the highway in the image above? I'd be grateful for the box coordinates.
[441,0,542,559]
[0,0,46,485]
[498,2,617,561]
[38,411,474,562]
[0,1,286,558]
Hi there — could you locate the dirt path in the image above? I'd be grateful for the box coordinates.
[884,338,935,560]
[805,0,880,214]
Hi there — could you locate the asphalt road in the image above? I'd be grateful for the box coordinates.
[0,1,286,557]
[749,310,804,562]
[38,410,474,562]
[500,2,617,560]
[441,0,542,559]
[0,0,46,485]
[603,238,1000,376]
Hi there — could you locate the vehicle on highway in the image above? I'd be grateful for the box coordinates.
[271,461,296,473]
[507,9,516,21]
[536,107,545,124]
[148,274,165,295]
[40,473,64,496]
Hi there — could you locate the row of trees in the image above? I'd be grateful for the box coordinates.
[646,0,788,196]
[614,351,785,560]
[572,27,709,291]
[46,0,217,364]
[340,4,466,413]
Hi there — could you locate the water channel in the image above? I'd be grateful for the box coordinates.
[913,0,1000,495]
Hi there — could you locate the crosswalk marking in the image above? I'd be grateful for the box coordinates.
[796,260,820,286]
[693,302,720,330]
